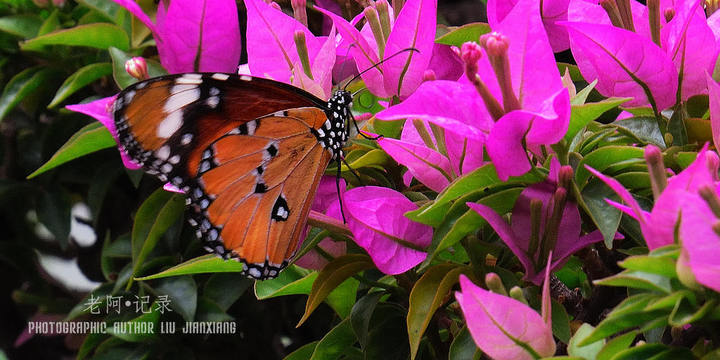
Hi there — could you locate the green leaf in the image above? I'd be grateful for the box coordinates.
[568,323,604,360]
[254,265,315,299]
[364,304,409,360]
[154,276,197,321]
[37,9,60,36]
[435,22,491,46]
[597,330,638,360]
[582,179,622,248]
[565,97,630,143]
[0,67,58,122]
[449,326,480,360]
[594,270,672,293]
[571,80,598,105]
[203,273,252,311]
[106,305,160,342]
[109,47,167,89]
[427,187,524,263]
[77,332,108,360]
[135,254,247,280]
[129,189,185,287]
[407,163,541,226]
[325,277,359,319]
[298,254,375,326]
[619,256,677,278]
[351,292,384,349]
[77,0,123,22]
[36,188,72,248]
[551,299,572,344]
[611,344,674,360]
[0,14,42,38]
[48,63,113,108]
[614,117,665,147]
[284,341,319,360]
[407,264,469,359]
[342,149,390,171]
[581,295,668,345]
[310,318,357,360]
[575,146,645,189]
[668,298,716,327]
[21,23,129,51]
[27,122,115,179]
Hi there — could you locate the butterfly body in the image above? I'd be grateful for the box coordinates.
[113,73,352,279]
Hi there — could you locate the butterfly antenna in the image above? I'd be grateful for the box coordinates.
[336,158,347,223]
[342,47,420,92]
[349,111,382,141]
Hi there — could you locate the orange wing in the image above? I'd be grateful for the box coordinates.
[186,107,332,279]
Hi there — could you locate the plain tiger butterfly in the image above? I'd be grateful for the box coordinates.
[113,73,353,280]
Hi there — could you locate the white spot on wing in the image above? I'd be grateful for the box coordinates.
[176,73,203,84]
[240,75,252,81]
[212,73,230,81]
[164,87,200,113]
[157,112,183,138]
[155,145,170,160]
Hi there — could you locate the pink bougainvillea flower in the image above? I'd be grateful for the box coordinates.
[295,177,347,270]
[707,73,720,151]
[468,160,609,284]
[66,96,141,170]
[317,0,437,99]
[679,197,720,292]
[487,0,571,52]
[455,275,556,360]
[244,0,336,99]
[376,80,489,190]
[344,186,431,274]
[587,144,720,250]
[565,0,716,109]
[112,0,241,73]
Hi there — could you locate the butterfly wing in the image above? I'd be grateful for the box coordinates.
[114,73,341,279]
[189,108,332,278]
[114,73,326,185]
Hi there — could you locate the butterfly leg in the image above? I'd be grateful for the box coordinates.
[335,158,347,223]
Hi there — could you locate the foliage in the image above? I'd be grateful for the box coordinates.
[2,0,720,359]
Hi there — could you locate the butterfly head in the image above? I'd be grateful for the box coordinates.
[317,90,353,160]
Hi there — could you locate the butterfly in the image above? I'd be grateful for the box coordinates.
[113,73,353,280]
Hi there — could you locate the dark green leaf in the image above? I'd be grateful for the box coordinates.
[0,14,42,38]
[407,264,469,359]
[551,299,572,344]
[298,254,374,326]
[77,0,123,22]
[129,189,185,287]
[350,292,383,349]
[36,188,72,248]
[21,23,129,51]
[0,67,57,122]
[449,326,480,360]
[619,255,677,278]
[582,179,622,248]
[614,117,665,147]
[49,62,113,108]
[203,273,252,311]
[565,97,631,143]
[284,342,318,360]
[310,318,357,360]
[27,122,116,179]
[154,276,197,321]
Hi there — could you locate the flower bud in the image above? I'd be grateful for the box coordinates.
[479,32,520,112]
[291,0,308,27]
[644,144,667,199]
[364,6,386,59]
[664,7,676,22]
[125,57,149,81]
[485,273,508,296]
[293,31,313,80]
[423,70,436,82]
[509,286,529,305]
